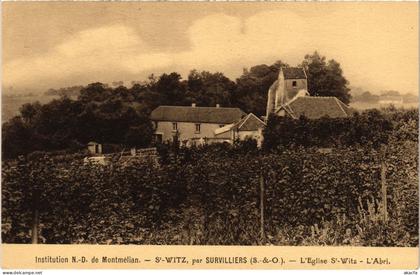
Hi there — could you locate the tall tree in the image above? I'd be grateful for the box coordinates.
[302,51,351,104]
[2,117,35,158]
[19,102,42,124]
[185,70,236,107]
[152,72,187,105]
[234,61,288,116]
[78,82,111,103]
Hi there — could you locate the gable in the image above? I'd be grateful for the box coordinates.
[214,113,265,136]
[236,113,266,131]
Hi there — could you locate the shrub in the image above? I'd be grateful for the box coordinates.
[262,109,394,150]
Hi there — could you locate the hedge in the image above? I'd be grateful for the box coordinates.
[2,141,417,246]
[262,108,419,150]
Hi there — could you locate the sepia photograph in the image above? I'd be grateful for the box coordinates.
[1,2,418,270]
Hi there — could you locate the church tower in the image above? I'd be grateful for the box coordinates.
[266,67,308,118]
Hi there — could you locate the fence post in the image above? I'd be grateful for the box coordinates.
[380,146,388,224]
[31,189,40,244]
[260,174,265,242]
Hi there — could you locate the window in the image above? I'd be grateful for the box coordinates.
[195,123,201,133]
[292,81,297,87]
[172,122,177,131]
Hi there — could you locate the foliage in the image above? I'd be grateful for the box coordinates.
[3,52,359,159]
[186,70,236,107]
[262,109,394,150]
[2,138,417,246]
[233,61,288,116]
[382,107,418,143]
[302,51,351,104]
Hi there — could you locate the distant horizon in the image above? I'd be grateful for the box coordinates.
[2,76,419,98]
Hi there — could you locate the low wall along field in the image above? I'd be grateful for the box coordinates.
[2,140,418,246]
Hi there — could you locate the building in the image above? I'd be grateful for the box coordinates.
[266,67,308,118]
[266,67,351,119]
[378,95,404,107]
[150,104,246,146]
[87,141,102,155]
[214,113,266,146]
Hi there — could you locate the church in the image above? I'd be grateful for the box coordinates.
[266,67,352,120]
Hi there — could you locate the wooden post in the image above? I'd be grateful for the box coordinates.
[380,145,388,224]
[381,159,388,223]
[260,174,265,241]
[31,189,40,244]
[31,209,39,244]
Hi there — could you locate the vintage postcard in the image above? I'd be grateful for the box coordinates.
[1,1,418,272]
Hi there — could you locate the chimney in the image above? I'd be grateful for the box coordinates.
[191,103,196,107]
[216,104,220,108]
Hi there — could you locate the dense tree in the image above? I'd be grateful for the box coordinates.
[352,91,380,103]
[233,61,288,116]
[302,51,351,104]
[78,82,111,103]
[124,123,154,148]
[19,102,42,124]
[185,70,236,107]
[153,72,187,105]
[2,53,368,159]
[3,91,155,158]
[2,117,35,159]
[263,110,393,150]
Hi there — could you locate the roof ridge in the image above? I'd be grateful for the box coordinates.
[237,113,251,129]
[300,96,337,99]
[248,113,266,125]
[157,105,242,109]
[334,97,347,115]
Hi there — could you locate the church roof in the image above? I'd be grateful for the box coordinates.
[150,105,246,124]
[282,67,307,79]
[277,96,351,119]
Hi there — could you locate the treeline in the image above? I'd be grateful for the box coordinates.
[2,52,352,159]
[352,90,418,104]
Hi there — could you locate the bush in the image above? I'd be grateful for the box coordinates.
[262,109,394,150]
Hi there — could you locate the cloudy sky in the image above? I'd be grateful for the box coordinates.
[3,2,419,95]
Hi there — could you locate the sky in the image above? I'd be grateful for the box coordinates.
[3,2,419,95]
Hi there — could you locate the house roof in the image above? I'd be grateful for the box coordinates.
[277,96,351,119]
[233,113,266,131]
[214,123,235,135]
[150,105,246,124]
[214,113,265,136]
[282,67,307,79]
